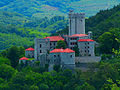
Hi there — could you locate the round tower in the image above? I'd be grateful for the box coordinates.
[69,11,85,35]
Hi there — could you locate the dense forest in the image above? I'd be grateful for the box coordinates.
[0,45,120,89]
[0,11,67,51]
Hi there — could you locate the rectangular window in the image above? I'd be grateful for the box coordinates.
[40,50,42,53]
[54,55,56,58]
[40,44,42,48]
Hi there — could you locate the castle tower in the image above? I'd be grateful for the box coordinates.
[69,11,85,35]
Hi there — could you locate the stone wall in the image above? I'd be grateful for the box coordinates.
[34,38,50,61]
[69,13,85,35]
[78,41,95,56]
[75,56,101,63]
[25,51,34,58]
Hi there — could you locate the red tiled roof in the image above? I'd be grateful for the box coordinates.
[25,47,34,51]
[64,48,75,53]
[44,36,64,41]
[50,48,75,53]
[69,34,88,37]
[78,39,94,42]
[50,49,64,53]
[19,57,29,60]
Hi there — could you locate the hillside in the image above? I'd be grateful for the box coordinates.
[0,11,67,51]
[86,4,120,39]
[0,0,120,17]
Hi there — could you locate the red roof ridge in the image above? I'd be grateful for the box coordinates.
[78,39,94,42]
[19,57,29,60]
[50,48,75,53]
[25,47,35,51]
[69,34,88,37]
[44,36,64,41]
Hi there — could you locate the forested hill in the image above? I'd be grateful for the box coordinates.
[0,0,120,17]
[86,4,120,39]
[0,11,67,51]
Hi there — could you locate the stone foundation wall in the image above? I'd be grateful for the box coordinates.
[75,56,101,63]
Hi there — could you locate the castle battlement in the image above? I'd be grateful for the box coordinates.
[69,13,85,18]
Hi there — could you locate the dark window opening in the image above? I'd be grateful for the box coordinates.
[40,44,42,48]
[54,55,56,57]
[70,55,72,58]
[40,50,42,53]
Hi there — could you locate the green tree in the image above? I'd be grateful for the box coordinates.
[56,40,67,49]
[7,46,20,68]
[73,45,80,57]
[0,64,17,80]
[75,83,95,90]
[39,83,49,90]
[98,28,120,54]
[0,57,11,65]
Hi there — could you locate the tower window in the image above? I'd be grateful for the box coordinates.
[40,44,42,48]
[54,55,56,58]
[70,55,72,58]
[40,50,42,53]
[81,20,83,22]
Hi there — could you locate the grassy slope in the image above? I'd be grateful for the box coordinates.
[0,0,119,17]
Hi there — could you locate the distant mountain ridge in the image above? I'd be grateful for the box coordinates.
[0,0,120,17]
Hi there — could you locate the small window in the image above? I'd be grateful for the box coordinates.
[85,50,86,52]
[54,43,56,46]
[54,55,56,57]
[81,20,83,22]
[85,47,86,49]
[88,42,89,44]
[40,50,42,53]
[88,50,89,52]
[88,46,89,48]
[70,55,72,58]
[50,43,52,46]
[40,44,42,48]
[58,55,60,57]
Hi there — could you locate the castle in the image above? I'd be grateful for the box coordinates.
[19,11,101,71]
